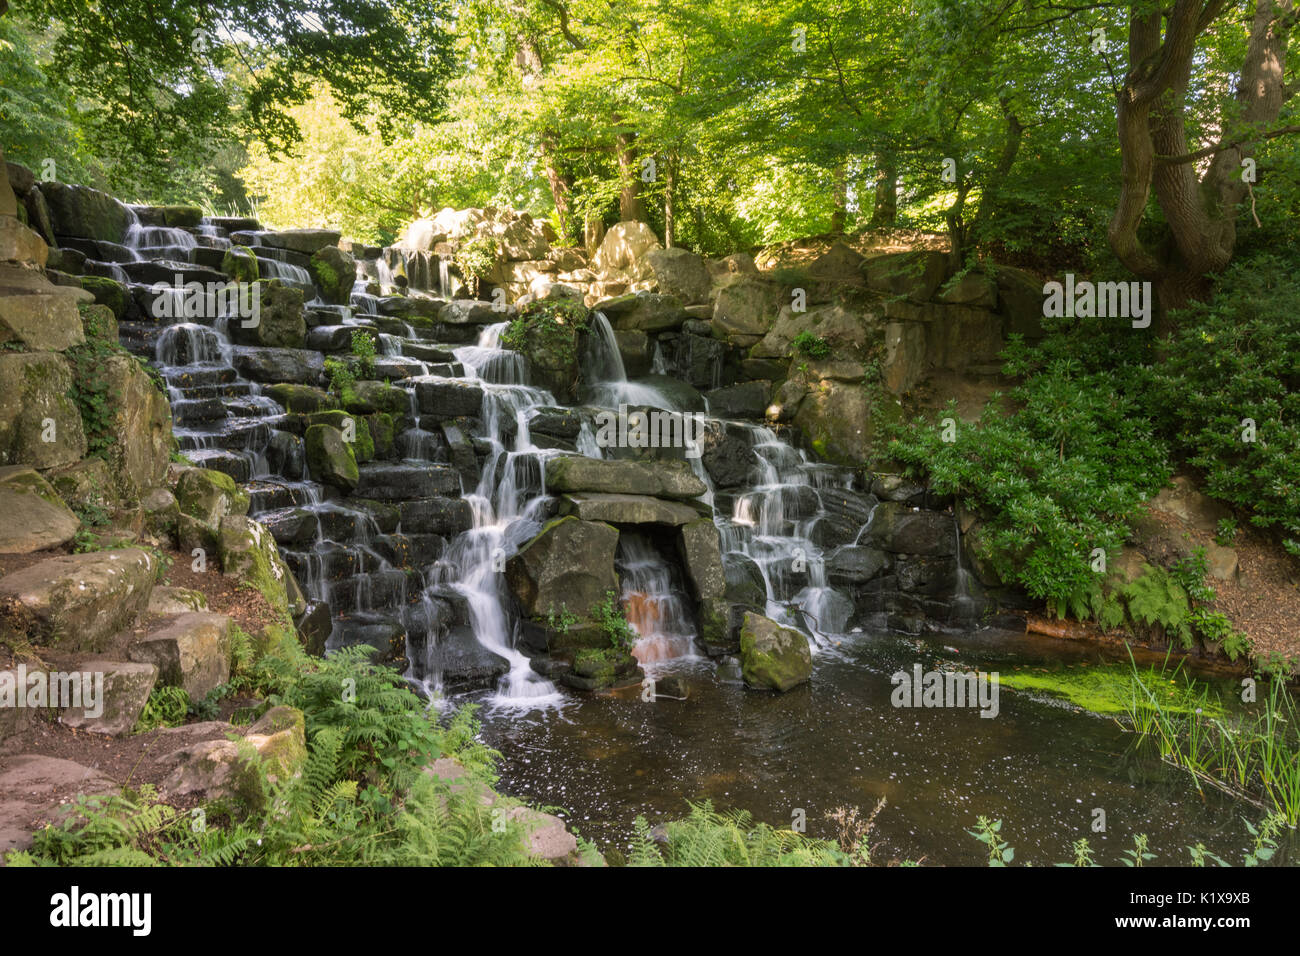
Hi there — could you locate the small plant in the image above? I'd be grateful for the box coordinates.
[351,328,377,376]
[454,235,496,296]
[967,816,1014,866]
[325,357,357,399]
[135,686,191,732]
[1242,813,1285,867]
[1121,833,1155,867]
[1059,837,1097,867]
[591,590,638,651]
[792,330,832,359]
[546,604,578,634]
[1215,517,1238,547]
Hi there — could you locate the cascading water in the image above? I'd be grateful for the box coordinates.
[411,323,564,708]
[616,533,697,667]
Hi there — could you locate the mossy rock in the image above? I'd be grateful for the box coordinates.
[266,383,337,414]
[175,467,250,527]
[304,423,359,492]
[738,612,812,692]
[222,246,260,284]
[308,245,357,305]
[343,380,409,416]
[78,277,128,319]
[218,515,294,616]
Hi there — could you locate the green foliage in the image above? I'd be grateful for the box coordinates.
[501,298,590,369]
[268,645,442,790]
[545,603,578,634]
[591,591,638,651]
[350,329,377,377]
[628,801,851,867]
[63,340,124,460]
[454,234,497,295]
[324,357,357,403]
[134,687,191,732]
[1152,254,1300,553]
[792,330,832,359]
[887,335,1170,614]
[1121,566,1194,649]
[1215,517,1239,547]
[967,816,1014,866]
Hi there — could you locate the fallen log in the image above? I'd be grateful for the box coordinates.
[1025,614,1105,641]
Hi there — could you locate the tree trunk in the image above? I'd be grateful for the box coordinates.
[1108,0,1294,315]
[663,152,677,248]
[830,162,848,233]
[615,128,647,222]
[870,153,897,227]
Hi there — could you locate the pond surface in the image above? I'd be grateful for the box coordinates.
[466,626,1288,866]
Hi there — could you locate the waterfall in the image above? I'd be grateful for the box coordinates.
[617,533,697,667]
[585,311,675,409]
[417,323,563,709]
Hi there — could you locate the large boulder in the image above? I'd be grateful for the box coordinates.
[752,302,877,360]
[0,466,79,553]
[58,659,159,735]
[596,292,688,333]
[498,215,552,261]
[679,518,728,647]
[545,455,707,500]
[790,378,900,466]
[232,279,306,348]
[738,612,812,692]
[0,272,86,352]
[309,245,357,305]
[862,250,950,302]
[864,501,957,555]
[129,612,231,699]
[644,247,711,304]
[705,381,770,420]
[175,467,250,549]
[231,346,324,385]
[0,215,48,267]
[218,516,300,616]
[712,274,784,339]
[592,221,661,271]
[0,548,157,651]
[38,182,131,243]
[505,515,619,620]
[158,705,307,807]
[0,352,86,469]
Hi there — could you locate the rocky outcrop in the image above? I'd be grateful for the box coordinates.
[129,612,232,699]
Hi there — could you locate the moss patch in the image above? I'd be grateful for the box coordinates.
[999,664,1223,717]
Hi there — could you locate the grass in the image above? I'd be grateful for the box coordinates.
[1123,650,1300,825]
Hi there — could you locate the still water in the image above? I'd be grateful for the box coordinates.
[463,625,1291,866]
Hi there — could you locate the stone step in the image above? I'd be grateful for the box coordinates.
[355,462,461,500]
[0,466,79,553]
[182,449,252,482]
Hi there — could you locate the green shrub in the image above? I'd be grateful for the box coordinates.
[886,336,1170,615]
[792,330,832,358]
[1154,253,1300,553]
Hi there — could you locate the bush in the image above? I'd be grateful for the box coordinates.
[1153,253,1300,554]
[887,335,1170,615]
